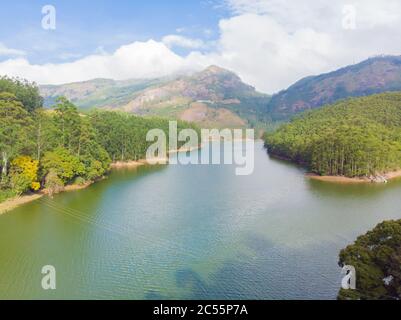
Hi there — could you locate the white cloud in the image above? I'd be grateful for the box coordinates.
[1,0,401,93]
[208,0,401,92]
[162,35,205,49]
[0,40,201,85]
[202,13,340,92]
[0,43,25,57]
[226,0,401,30]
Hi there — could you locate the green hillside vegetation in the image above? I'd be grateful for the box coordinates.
[0,77,198,202]
[0,76,43,112]
[267,56,401,120]
[264,92,401,177]
[338,220,401,300]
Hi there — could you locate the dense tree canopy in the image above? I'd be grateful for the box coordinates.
[0,93,34,183]
[90,110,199,162]
[0,76,43,112]
[264,93,401,177]
[338,220,401,300]
[0,77,199,201]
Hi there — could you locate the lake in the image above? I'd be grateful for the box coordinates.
[1,141,401,300]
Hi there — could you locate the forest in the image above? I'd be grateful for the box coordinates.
[264,92,401,177]
[338,219,401,300]
[0,76,198,202]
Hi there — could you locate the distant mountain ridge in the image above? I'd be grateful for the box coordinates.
[267,55,401,120]
[41,57,401,127]
[40,66,271,129]
[40,77,170,110]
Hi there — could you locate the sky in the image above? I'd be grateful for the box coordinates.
[1,0,401,94]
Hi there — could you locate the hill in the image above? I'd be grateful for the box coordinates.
[40,77,167,110]
[267,56,401,120]
[40,66,271,129]
[264,92,401,178]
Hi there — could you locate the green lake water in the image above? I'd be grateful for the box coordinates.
[1,141,401,299]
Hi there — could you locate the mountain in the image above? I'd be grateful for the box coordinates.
[267,55,401,120]
[40,66,271,129]
[40,77,168,110]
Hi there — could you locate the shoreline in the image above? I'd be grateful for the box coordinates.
[0,193,44,215]
[0,145,203,215]
[110,144,203,168]
[0,181,97,216]
[110,160,146,169]
[168,144,202,154]
[3,152,401,215]
[267,150,401,184]
[306,170,401,184]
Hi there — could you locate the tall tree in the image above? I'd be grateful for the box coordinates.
[0,93,33,182]
[0,76,43,113]
[53,97,81,153]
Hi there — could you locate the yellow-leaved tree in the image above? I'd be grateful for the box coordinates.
[10,156,40,194]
